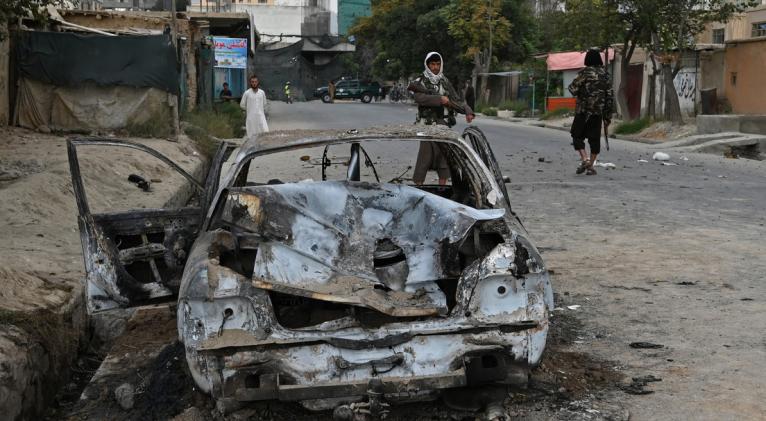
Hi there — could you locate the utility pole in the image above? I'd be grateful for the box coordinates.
[487,0,492,73]
[170,0,180,139]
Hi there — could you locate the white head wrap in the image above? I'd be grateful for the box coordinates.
[423,52,444,85]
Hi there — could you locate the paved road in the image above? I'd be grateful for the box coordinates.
[268,100,766,420]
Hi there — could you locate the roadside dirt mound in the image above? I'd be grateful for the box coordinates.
[636,120,697,141]
[0,126,206,420]
[0,268,76,312]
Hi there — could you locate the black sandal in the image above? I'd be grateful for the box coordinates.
[576,160,589,174]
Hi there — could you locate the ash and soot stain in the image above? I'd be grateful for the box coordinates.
[61,308,623,421]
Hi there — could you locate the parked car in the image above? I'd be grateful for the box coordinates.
[67,126,553,417]
[314,79,382,103]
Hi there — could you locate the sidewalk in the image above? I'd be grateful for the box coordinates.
[486,113,765,159]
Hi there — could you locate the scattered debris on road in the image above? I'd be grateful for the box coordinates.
[652,152,671,161]
[621,375,662,395]
[629,342,664,349]
[127,174,151,191]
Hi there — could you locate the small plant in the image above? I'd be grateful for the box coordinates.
[614,117,651,135]
[482,107,498,117]
[183,124,219,158]
[540,108,573,120]
[498,100,529,115]
[182,104,246,158]
[124,107,173,139]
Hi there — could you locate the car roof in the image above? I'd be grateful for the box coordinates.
[238,125,464,156]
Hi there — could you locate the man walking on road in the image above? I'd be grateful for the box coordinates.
[568,48,613,175]
[284,81,292,104]
[240,75,269,140]
[408,52,475,185]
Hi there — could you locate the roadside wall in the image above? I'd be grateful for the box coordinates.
[640,51,699,118]
[60,10,202,113]
[724,38,766,114]
[699,49,725,100]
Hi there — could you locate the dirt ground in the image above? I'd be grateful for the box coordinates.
[0,126,205,419]
[4,109,766,421]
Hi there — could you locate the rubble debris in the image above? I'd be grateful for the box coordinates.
[567,305,581,310]
[629,342,664,349]
[593,162,616,169]
[600,284,651,292]
[127,174,150,191]
[661,162,678,166]
[676,281,696,286]
[114,383,135,410]
[538,157,545,162]
[300,155,311,161]
[652,152,670,161]
[621,375,662,395]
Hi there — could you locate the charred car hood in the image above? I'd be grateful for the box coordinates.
[215,181,505,316]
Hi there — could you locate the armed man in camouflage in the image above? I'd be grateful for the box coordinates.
[408,52,475,185]
[568,48,614,175]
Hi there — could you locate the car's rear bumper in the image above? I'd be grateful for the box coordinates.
[233,368,468,402]
[201,330,538,411]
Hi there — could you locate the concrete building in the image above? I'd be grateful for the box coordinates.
[697,2,766,114]
[338,0,370,36]
[723,38,766,114]
[188,0,337,42]
[701,2,766,45]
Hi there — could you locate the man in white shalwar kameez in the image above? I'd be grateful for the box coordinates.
[240,75,269,140]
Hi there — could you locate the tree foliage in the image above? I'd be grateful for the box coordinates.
[0,0,66,30]
[441,0,511,65]
[350,0,536,81]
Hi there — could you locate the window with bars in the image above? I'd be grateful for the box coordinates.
[712,28,724,44]
[753,22,766,38]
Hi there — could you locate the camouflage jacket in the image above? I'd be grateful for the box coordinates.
[568,66,614,118]
[408,75,472,126]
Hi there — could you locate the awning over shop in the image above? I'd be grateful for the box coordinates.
[546,49,615,71]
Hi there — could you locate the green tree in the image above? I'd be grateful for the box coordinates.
[1,0,67,39]
[441,0,511,73]
[563,0,651,120]
[351,0,536,83]
[352,0,466,81]
[649,0,754,122]
[562,0,753,122]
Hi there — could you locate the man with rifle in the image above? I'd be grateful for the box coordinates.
[408,52,475,185]
[568,48,614,175]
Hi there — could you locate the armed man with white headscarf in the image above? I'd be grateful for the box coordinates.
[408,52,475,185]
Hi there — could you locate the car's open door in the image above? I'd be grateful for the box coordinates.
[462,126,513,211]
[67,138,233,313]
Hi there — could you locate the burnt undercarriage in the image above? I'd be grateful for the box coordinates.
[177,181,553,412]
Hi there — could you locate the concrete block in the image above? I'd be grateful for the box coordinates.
[697,115,742,134]
[697,115,766,135]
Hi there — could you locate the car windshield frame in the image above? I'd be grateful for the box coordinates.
[202,133,507,231]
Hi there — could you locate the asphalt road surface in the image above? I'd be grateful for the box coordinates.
[267,100,766,420]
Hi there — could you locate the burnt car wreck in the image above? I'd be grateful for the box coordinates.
[68,126,554,415]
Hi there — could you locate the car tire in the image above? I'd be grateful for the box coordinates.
[322,94,331,103]
[361,93,372,103]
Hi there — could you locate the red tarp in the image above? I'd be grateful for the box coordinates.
[546,49,615,71]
